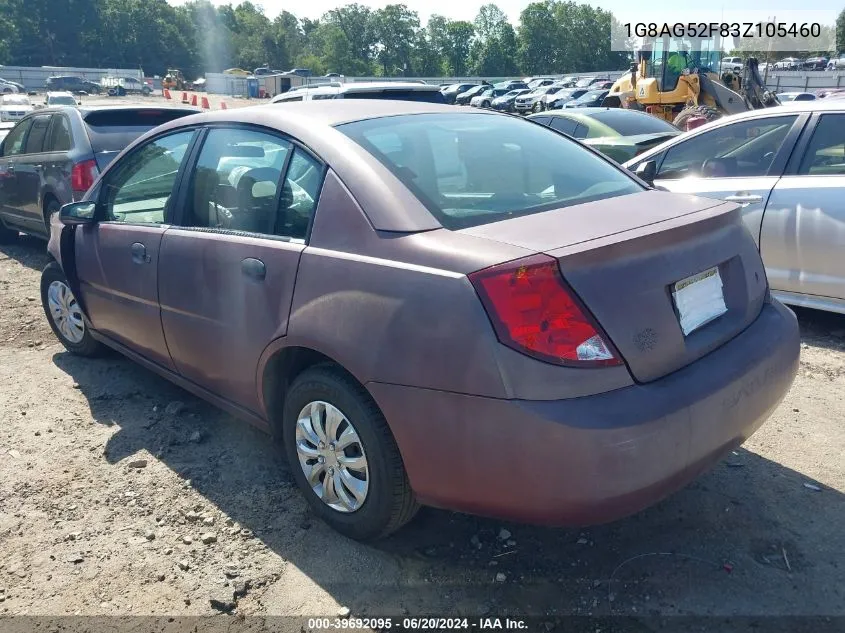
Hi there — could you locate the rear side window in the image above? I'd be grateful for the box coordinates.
[798,114,845,175]
[344,90,446,104]
[549,117,580,136]
[185,127,323,240]
[339,113,642,230]
[46,115,72,152]
[24,115,51,154]
[83,109,196,154]
[590,110,679,136]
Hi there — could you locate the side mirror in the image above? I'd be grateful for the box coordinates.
[634,160,657,185]
[60,201,96,225]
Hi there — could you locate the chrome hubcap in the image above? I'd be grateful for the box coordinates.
[47,281,85,344]
[295,401,369,513]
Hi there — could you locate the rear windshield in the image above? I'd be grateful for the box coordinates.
[339,113,642,230]
[590,109,679,135]
[49,96,77,106]
[83,109,196,152]
[344,90,446,104]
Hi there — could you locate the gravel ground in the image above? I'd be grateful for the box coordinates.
[0,234,844,625]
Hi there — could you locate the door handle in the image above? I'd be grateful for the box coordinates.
[241,257,266,281]
[725,194,763,203]
[130,242,148,264]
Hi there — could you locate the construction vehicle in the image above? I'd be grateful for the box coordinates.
[162,69,186,91]
[603,35,780,129]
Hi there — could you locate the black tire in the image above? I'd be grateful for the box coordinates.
[43,198,60,236]
[533,101,542,112]
[40,261,105,357]
[673,104,721,128]
[0,218,18,243]
[282,366,418,541]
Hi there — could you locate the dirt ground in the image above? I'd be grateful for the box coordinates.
[1,228,844,628]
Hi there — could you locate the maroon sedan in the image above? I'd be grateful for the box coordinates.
[42,101,799,540]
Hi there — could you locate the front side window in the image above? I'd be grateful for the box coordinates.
[657,115,797,179]
[1,119,32,156]
[102,130,195,224]
[186,127,323,240]
[339,113,642,230]
[798,115,845,176]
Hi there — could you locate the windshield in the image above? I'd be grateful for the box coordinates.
[338,113,642,230]
[590,110,678,135]
[575,78,595,87]
[2,95,30,105]
[49,96,77,105]
[503,90,522,97]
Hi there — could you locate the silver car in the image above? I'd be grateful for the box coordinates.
[625,101,845,315]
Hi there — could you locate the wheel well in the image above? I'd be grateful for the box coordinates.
[43,192,60,230]
[262,346,361,433]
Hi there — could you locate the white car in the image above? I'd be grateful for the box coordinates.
[44,91,80,107]
[0,94,33,122]
[827,56,845,70]
[773,57,801,71]
[720,56,743,73]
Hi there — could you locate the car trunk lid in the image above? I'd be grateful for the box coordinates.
[460,191,768,382]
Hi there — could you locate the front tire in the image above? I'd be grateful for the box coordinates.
[40,262,104,356]
[0,218,18,243]
[673,104,720,128]
[282,366,418,541]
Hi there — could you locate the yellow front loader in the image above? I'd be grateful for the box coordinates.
[603,35,780,129]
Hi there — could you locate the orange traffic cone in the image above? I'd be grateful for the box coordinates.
[190,94,198,106]
[181,92,188,103]
[163,89,171,100]
[220,101,227,110]
[201,96,210,110]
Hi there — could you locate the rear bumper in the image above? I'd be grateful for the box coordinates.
[368,300,799,525]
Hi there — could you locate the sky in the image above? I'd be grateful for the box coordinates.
[165,0,844,25]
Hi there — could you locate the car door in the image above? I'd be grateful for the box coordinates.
[74,129,198,370]
[0,117,32,222]
[760,112,845,308]
[158,126,325,413]
[15,114,52,228]
[646,113,806,246]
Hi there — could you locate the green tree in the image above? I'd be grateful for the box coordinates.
[517,1,559,73]
[444,20,475,76]
[374,4,420,76]
[837,8,845,53]
[469,4,517,76]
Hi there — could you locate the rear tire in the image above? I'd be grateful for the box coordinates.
[673,104,720,128]
[40,262,105,357]
[282,366,418,541]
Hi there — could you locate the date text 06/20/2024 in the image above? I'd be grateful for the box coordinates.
[307,617,529,630]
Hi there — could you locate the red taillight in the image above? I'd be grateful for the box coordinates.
[469,254,622,367]
[71,159,98,194]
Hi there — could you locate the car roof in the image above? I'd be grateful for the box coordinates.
[728,100,845,117]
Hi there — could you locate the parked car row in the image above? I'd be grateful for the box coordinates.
[766,55,844,71]
[443,77,614,113]
[3,79,838,544]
